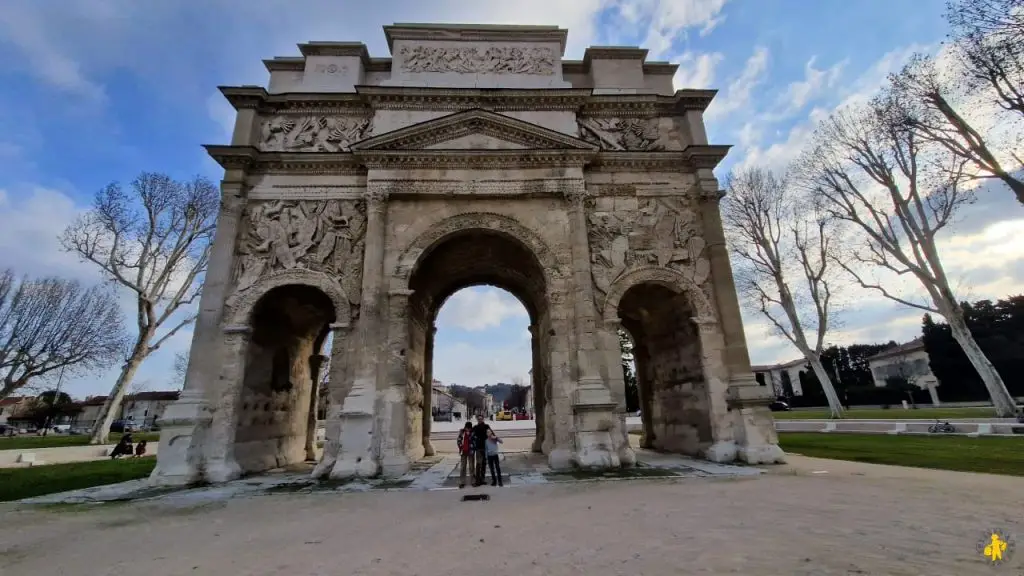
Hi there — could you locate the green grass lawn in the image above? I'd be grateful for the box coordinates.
[0,457,157,502]
[777,432,1024,476]
[772,406,1000,420]
[0,432,160,451]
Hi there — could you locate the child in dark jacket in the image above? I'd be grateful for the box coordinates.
[456,422,476,488]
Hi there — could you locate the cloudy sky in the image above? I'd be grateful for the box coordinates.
[1,0,1021,399]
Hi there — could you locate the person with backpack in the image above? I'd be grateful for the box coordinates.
[456,421,475,488]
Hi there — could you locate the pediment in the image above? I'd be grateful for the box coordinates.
[348,108,598,152]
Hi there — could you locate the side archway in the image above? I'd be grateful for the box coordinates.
[227,268,351,328]
[604,266,717,456]
[601,266,715,325]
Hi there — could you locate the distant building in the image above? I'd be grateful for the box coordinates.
[751,358,808,398]
[74,391,181,430]
[864,338,941,404]
[0,397,33,428]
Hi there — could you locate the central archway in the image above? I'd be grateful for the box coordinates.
[402,225,554,462]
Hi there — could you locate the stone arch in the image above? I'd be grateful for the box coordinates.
[392,212,565,289]
[228,268,351,328]
[602,266,715,325]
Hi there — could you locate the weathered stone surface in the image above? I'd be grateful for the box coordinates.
[150,23,783,488]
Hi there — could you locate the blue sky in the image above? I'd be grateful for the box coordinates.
[1,0,1021,399]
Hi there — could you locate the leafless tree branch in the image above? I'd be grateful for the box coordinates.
[61,173,219,442]
[0,269,126,399]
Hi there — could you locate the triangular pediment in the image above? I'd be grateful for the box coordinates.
[348,108,598,152]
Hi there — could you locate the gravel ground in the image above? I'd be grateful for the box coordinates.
[1,454,1022,575]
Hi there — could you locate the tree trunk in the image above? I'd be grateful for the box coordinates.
[947,313,1017,416]
[89,351,147,445]
[805,353,845,419]
[1005,176,1024,206]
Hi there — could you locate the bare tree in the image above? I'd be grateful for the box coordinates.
[946,0,1024,117]
[61,173,219,443]
[795,99,1018,416]
[888,55,1023,204]
[171,351,189,389]
[723,168,845,418]
[0,269,125,399]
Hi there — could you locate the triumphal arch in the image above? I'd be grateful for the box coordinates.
[151,23,784,486]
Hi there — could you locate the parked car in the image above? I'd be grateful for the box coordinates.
[769,400,791,412]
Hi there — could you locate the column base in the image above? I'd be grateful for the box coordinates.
[531,435,544,454]
[548,448,574,470]
[330,457,380,479]
[149,390,210,487]
[737,442,786,464]
[575,431,621,469]
[381,454,413,478]
[703,440,738,463]
[205,457,244,484]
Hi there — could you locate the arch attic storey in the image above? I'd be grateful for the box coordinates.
[150,23,784,486]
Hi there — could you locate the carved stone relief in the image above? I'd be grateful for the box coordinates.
[398,45,556,75]
[231,199,367,317]
[588,197,710,307]
[577,117,664,151]
[259,116,373,152]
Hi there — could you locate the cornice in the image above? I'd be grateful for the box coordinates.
[662,89,718,113]
[580,95,660,117]
[682,144,732,170]
[204,145,260,170]
[383,23,569,55]
[588,151,688,172]
[219,86,269,110]
[353,149,595,170]
[216,84,717,116]
[354,86,592,111]
[583,46,648,65]
[298,42,371,65]
[350,108,597,151]
[252,152,365,175]
[263,58,305,72]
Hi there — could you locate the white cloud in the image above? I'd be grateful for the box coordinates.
[0,186,96,280]
[436,287,529,332]
[432,341,532,388]
[775,56,846,114]
[672,51,724,89]
[705,46,769,120]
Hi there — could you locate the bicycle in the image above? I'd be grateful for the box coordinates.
[928,420,957,434]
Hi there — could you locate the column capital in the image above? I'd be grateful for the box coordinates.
[698,187,726,204]
[365,185,390,211]
[562,183,591,208]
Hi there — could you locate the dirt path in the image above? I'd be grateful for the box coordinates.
[2,454,1022,575]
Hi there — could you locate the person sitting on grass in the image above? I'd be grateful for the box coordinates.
[134,440,148,458]
[110,433,133,460]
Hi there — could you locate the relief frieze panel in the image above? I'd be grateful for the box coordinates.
[588,197,710,307]
[259,116,373,152]
[577,117,665,151]
[398,45,556,75]
[230,199,367,317]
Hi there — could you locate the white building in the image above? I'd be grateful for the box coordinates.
[865,338,941,404]
[751,358,807,398]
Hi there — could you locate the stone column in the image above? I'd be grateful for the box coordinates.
[312,322,353,479]
[305,353,329,462]
[151,176,249,487]
[331,186,389,479]
[697,178,783,464]
[564,184,621,469]
[422,324,437,457]
[697,177,756,382]
[378,289,415,476]
[692,318,738,462]
[528,324,546,453]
